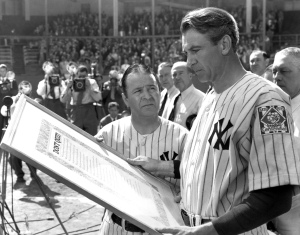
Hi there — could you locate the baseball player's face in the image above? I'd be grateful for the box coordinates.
[123,73,160,118]
[273,53,300,99]
[182,29,223,84]
[157,66,173,90]
[249,52,268,76]
[171,65,192,92]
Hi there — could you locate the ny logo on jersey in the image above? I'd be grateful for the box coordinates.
[208,118,233,150]
[160,151,178,161]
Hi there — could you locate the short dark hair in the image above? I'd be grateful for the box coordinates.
[108,102,119,109]
[67,61,78,69]
[121,64,160,97]
[180,7,239,52]
[251,50,270,60]
[262,51,270,60]
[18,80,32,91]
[157,62,173,72]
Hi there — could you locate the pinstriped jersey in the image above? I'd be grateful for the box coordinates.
[97,116,188,187]
[96,116,188,235]
[291,94,300,196]
[180,73,300,235]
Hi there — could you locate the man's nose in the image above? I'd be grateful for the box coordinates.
[187,54,196,68]
[142,88,151,99]
[273,72,281,82]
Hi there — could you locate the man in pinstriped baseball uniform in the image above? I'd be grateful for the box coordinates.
[157,62,180,119]
[95,64,189,235]
[130,8,300,235]
[272,47,300,235]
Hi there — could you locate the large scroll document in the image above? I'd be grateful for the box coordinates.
[0,95,184,234]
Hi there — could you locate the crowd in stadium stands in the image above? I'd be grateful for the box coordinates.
[38,37,183,76]
[30,6,285,75]
[34,7,185,36]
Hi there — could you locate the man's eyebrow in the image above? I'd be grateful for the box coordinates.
[131,86,143,91]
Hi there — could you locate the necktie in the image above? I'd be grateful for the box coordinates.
[76,91,84,105]
[158,92,168,116]
[168,94,181,121]
[50,85,56,99]
[110,87,115,100]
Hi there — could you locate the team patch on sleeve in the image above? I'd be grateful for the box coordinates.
[257,105,290,135]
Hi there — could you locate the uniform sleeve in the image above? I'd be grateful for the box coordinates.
[94,125,108,144]
[244,90,300,192]
[213,185,293,235]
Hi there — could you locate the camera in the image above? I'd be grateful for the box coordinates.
[91,63,102,80]
[73,78,86,92]
[48,74,60,86]
[0,80,9,87]
[0,80,10,92]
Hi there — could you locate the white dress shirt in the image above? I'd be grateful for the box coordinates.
[160,85,180,119]
[172,84,204,129]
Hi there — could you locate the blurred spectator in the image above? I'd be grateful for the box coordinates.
[1,81,37,183]
[276,10,284,34]
[59,55,69,79]
[60,64,102,135]
[37,61,68,119]
[99,101,122,129]
[120,59,130,73]
[0,64,18,139]
[262,64,274,82]
[102,70,126,114]
[249,50,270,76]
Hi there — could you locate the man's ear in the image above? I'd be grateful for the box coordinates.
[265,58,270,67]
[122,93,129,107]
[219,35,232,55]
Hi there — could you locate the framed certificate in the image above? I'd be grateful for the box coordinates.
[0,95,184,234]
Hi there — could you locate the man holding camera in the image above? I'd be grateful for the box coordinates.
[61,63,102,136]
[37,61,67,120]
[0,64,18,139]
[102,70,126,115]
[1,80,37,183]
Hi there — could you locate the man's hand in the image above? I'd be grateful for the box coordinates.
[66,79,73,89]
[95,136,104,143]
[127,156,159,174]
[156,222,218,235]
[127,156,174,177]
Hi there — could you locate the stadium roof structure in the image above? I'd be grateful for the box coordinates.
[119,0,207,10]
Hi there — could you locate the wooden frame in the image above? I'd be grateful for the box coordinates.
[0,95,184,234]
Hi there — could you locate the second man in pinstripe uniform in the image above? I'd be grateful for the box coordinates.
[95,64,189,235]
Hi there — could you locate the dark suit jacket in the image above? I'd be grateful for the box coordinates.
[100,114,122,128]
[102,88,126,114]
